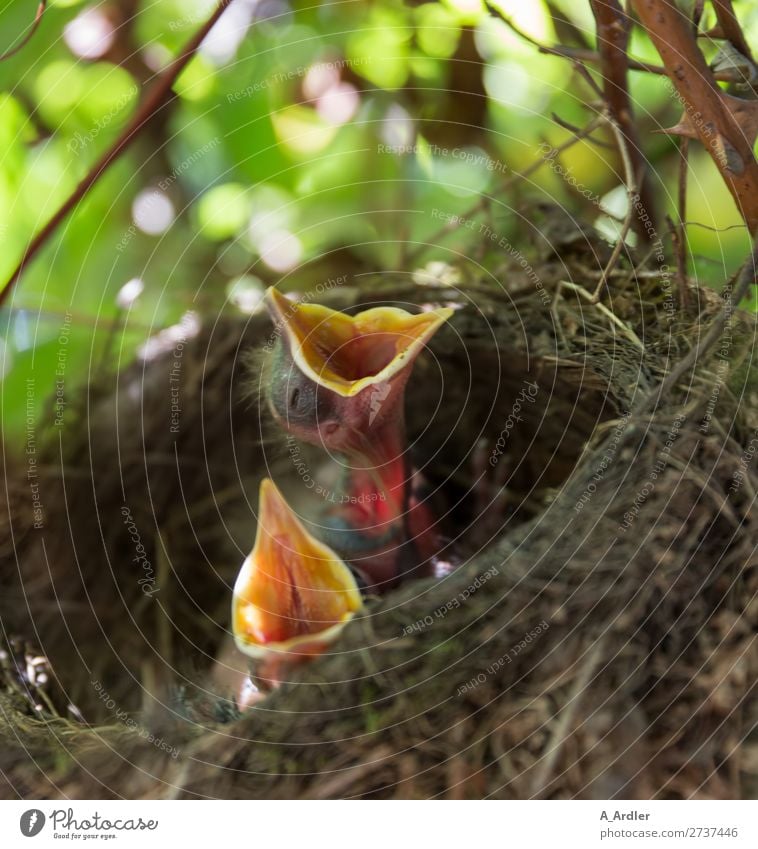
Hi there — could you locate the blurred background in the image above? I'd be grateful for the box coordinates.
[1,0,756,444]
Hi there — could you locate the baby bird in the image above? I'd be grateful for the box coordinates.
[263,288,453,591]
[232,478,363,691]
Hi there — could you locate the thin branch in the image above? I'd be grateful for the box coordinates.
[567,63,640,303]
[590,0,657,241]
[631,0,758,235]
[551,112,615,148]
[670,0,703,311]
[544,0,594,49]
[675,136,690,309]
[559,280,644,349]
[0,0,234,308]
[589,110,638,303]
[682,220,746,232]
[571,59,605,100]
[486,4,748,83]
[0,0,46,62]
[407,116,605,264]
[711,0,753,62]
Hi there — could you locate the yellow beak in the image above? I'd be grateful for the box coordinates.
[232,479,363,659]
[265,288,453,397]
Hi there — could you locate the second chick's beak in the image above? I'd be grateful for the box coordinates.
[263,287,453,509]
[233,479,363,682]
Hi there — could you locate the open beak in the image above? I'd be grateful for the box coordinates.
[264,287,453,398]
[233,479,363,659]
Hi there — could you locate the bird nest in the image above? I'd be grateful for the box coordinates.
[1,239,756,799]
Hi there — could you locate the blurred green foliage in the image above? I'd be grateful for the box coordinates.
[1,0,756,446]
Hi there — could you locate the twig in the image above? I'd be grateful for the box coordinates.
[590,0,657,241]
[571,60,604,101]
[407,115,605,264]
[545,0,594,50]
[682,221,747,233]
[0,0,234,308]
[711,0,754,63]
[559,280,645,349]
[0,0,46,62]
[633,239,757,415]
[630,0,758,235]
[551,112,615,149]
[485,4,748,83]
[582,104,638,303]
[675,136,690,309]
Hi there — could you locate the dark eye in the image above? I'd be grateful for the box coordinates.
[267,338,340,434]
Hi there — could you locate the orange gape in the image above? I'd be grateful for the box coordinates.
[263,289,452,590]
[233,479,362,661]
[266,288,452,397]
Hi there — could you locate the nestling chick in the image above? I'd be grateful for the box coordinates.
[232,478,363,691]
[263,288,453,590]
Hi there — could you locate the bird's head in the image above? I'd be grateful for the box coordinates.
[232,478,363,660]
[263,287,453,470]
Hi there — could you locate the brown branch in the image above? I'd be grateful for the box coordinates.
[668,0,704,311]
[711,0,753,62]
[0,1,46,62]
[0,0,233,308]
[590,0,657,241]
[674,137,690,309]
[487,5,747,83]
[630,0,758,235]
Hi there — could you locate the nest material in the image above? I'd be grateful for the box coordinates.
[1,246,756,799]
